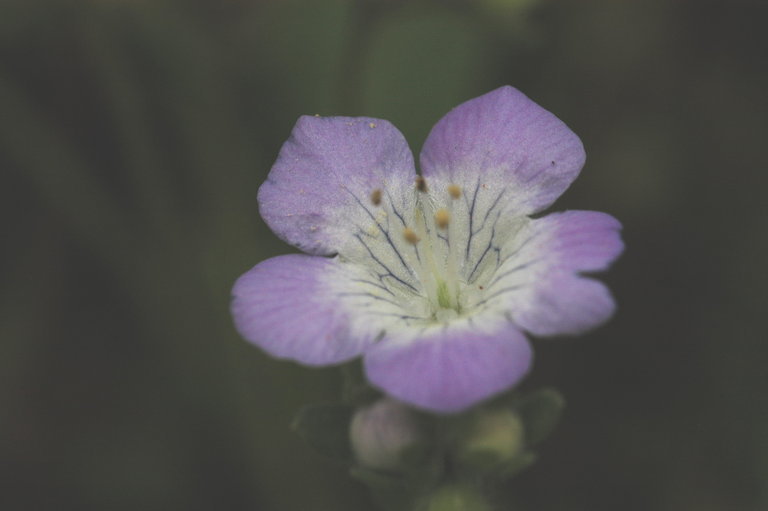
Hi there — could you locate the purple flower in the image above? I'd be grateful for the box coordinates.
[231,86,623,413]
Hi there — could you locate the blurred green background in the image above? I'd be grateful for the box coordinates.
[2,0,767,509]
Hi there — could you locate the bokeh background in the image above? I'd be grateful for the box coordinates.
[2,0,767,509]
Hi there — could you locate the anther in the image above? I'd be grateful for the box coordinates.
[435,209,450,229]
[415,176,428,193]
[370,188,382,206]
[448,184,462,199]
[403,227,420,245]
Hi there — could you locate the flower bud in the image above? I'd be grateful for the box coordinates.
[455,408,525,471]
[349,398,426,471]
[419,484,492,511]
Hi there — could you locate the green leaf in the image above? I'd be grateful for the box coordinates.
[516,388,565,446]
[495,450,537,479]
[291,403,355,461]
[349,466,405,489]
[417,484,493,511]
[350,467,414,511]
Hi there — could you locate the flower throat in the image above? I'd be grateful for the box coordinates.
[370,176,465,317]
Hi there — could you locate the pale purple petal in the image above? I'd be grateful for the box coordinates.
[533,210,624,273]
[258,116,417,256]
[513,276,617,338]
[420,86,585,215]
[473,210,624,337]
[364,324,532,413]
[231,254,376,365]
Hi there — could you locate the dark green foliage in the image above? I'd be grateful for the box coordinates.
[516,388,565,446]
[292,403,356,461]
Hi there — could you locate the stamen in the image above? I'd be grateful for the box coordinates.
[435,209,450,229]
[415,176,428,193]
[370,189,382,206]
[442,187,462,310]
[403,227,420,245]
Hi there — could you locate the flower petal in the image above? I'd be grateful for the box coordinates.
[364,322,532,413]
[258,116,417,256]
[420,86,585,215]
[469,210,624,337]
[231,254,378,365]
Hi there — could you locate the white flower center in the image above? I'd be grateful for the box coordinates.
[330,174,535,339]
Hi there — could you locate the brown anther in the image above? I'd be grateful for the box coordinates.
[415,176,428,193]
[403,228,420,245]
[448,184,462,199]
[370,188,382,206]
[435,209,450,229]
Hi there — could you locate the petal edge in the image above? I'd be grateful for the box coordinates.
[258,116,417,255]
[364,323,532,413]
[231,254,374,365]
[420,86,585,215]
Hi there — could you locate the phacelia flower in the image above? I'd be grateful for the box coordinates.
[232,86,623,413]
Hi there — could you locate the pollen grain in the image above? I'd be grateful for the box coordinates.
[370,188,382,206]
[403,228,420,245]
[435,209,450,229]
